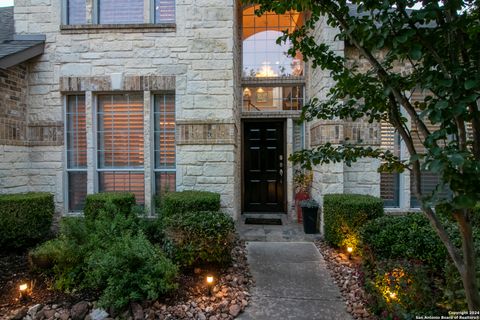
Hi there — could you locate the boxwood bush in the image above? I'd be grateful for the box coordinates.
[360,212,480,314]
[323,194,384,249]
[360,213,447,269]
[84,192,136,220]
[164,210,235,268]
[159,190,221,218]
[0,192,54,249]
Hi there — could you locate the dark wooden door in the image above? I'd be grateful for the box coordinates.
[244,121,285,212]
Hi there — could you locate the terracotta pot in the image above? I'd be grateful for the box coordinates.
[294,191,310,223]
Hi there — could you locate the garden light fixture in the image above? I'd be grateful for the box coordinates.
[19,283,29,300]
[206,275,214,296]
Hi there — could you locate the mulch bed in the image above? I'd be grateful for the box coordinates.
[0,239,252,320]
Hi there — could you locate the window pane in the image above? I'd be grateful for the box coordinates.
[380,122,400,207]
[66,95,87,169]
[154,94,175,169]
[155,0,175,23]
[155,172,176,195]
[242,5,304,77]
[68,172,87,211]
[99,0,144,24]
[99,171,145,204]
[410,172,451,208]
[97,94,144,169]
[242,86,304,112]
[68,0,86,25]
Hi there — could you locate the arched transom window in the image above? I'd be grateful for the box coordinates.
[242,5,304,78]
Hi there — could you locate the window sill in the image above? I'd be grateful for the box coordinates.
[60,23,176,34]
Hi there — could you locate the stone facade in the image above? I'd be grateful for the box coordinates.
[2,1,421,220]
[9,0,241,217]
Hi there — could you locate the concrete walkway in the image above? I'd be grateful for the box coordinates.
[238,242,351,320]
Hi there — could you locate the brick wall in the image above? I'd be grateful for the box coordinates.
[0,65,28,146]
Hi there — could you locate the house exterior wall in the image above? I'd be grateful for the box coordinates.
[12,0,241,217]
[0,63,64,210]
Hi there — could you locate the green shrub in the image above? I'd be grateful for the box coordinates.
[30,202,178,310]
[139,217,165,244]
[84,192,136,220]
[160,191,221,218]
[323,194,384,249]
[164,211,235,268]
[0,192,54,249]
[84,232,178,310]
[364,259,440,318]
[360,213,447,269]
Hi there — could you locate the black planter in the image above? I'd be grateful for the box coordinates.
[301,206,319,234]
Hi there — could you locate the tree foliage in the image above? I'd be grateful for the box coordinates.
[250,0,480,310]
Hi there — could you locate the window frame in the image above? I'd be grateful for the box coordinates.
[94,93,146,204]
[153,93,176,196]
[64,94,88,213]
[62,0,176,25]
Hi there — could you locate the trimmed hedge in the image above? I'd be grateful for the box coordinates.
[159,190,221,218]
[0,192,54,249]
[164,210,235,268]
[84,192,136,220]
[360,213,446,269]
[323,194,384,248]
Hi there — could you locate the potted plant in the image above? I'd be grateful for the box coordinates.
[293,169,313,223]
[300,199,319,234]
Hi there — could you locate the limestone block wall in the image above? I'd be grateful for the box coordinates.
[13,0,241,217]
[306,15,345,205]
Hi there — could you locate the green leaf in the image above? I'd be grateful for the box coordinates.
[464,79,478,90]
[409,44,422,60]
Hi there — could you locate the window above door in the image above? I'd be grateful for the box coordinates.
[242,85,304,112]
[242,5,304,79]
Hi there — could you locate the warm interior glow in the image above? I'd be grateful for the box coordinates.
[19,283,28,291]
[389,292,397,299]
[256,64,278,77]
[206,276,214,284]
[347,247,353,253]
[243,87,252,97]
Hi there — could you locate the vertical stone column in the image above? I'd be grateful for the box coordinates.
[85,91,95,194]
[143,91,153,216]
[286,118,294,220]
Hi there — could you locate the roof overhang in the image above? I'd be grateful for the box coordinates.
[0,34,46,69]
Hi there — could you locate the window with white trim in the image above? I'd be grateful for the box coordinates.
[97,94,145,204]
[66,95,88,211]
[154,94,176,195]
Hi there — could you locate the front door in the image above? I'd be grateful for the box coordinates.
[243,121,285,212]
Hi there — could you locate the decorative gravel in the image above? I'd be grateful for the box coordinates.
[315,240,377,320]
